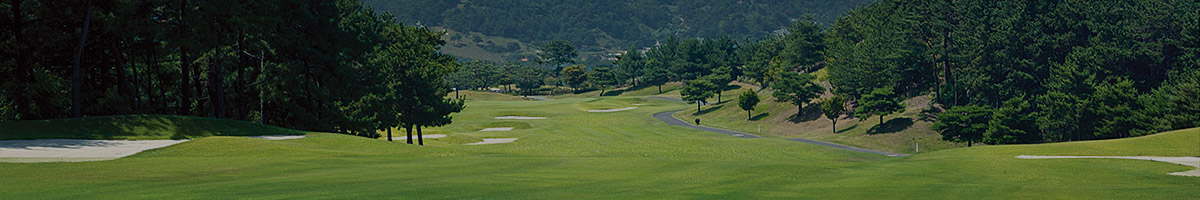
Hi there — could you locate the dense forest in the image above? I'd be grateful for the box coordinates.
[0,0,462,141]
[824,0,1199,145]
[361,0,873,48]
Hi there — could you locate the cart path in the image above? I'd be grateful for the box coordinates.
[649,96,909,157]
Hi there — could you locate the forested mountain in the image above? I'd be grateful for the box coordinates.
[361,0,873,48]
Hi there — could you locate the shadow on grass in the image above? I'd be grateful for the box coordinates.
[693,105,725,115]
[836,124,858,134]
[867,118,914,135]
[788,105,824,123]
[750,112,770,121]
[599,88,626,96]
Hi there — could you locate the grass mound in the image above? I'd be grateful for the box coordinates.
[0,115,304,140]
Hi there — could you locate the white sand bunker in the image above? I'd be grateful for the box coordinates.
[588,107,638,112]
[245,135,307,140]
[1017,155,1200,177]
[465,138,518,145]
[480,127,515,132]
[494,116,546,119]
[0,139,189,163]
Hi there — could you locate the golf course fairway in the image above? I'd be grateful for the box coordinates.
[1,97,1197,199]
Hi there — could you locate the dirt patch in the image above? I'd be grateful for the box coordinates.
[1017,155,1200,177]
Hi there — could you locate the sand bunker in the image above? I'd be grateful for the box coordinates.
[588,107,638,112]
[480,127,515,131]
[1017,155,1200,177]
[0,139,189,163]
[494,116,546,119]
[464,138,518,145]
[245,135,307,140]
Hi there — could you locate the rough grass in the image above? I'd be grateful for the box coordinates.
[1,96,1196,199]
[0,115,303,140]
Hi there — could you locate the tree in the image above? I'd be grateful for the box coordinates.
[588,67,617,96]
[537,40,578,72]
[779,16,826,72]
[642,59,671,93]
[706,66,734,103]
[771,72,824,117]
[560,65,588,91]
[681,79,717,112]
[613,47,646,85]
[932,105,992,147]
[737,90,760,120]
[985,96,1040,144]
[819,96,847,133]
[71,0,94,118]
[509,64,544,97]
[854,87,905,125]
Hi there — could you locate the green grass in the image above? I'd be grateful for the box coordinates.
[1,96,1197,199]
[0,114,303,140]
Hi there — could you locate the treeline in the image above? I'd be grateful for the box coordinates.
[823,0,1199,145]
[361,0,872,47]
[0,0,464,142]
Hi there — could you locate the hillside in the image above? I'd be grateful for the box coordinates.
[670,82,962,154]
[362,0,874,62]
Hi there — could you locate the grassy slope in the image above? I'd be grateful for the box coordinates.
[667,82,961,154]
[0,115,303,140]
[0,97,1196,199]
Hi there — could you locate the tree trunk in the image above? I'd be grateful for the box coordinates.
[696,102,701,112]
[114,43,136,112]
[405,124,414,144]
[417,126,424,146]
[180,50,192,114]
[386,128,392,142]
[880,115,884,125]
[657,85,662,93]
[717,92,722,103]
[747,110,751,120]
[831,119,837,134]
[209,58,226,118]
[178,0,192,115]
[71,0,93,118]
[258,50,265,124]
[797,104,803,116]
